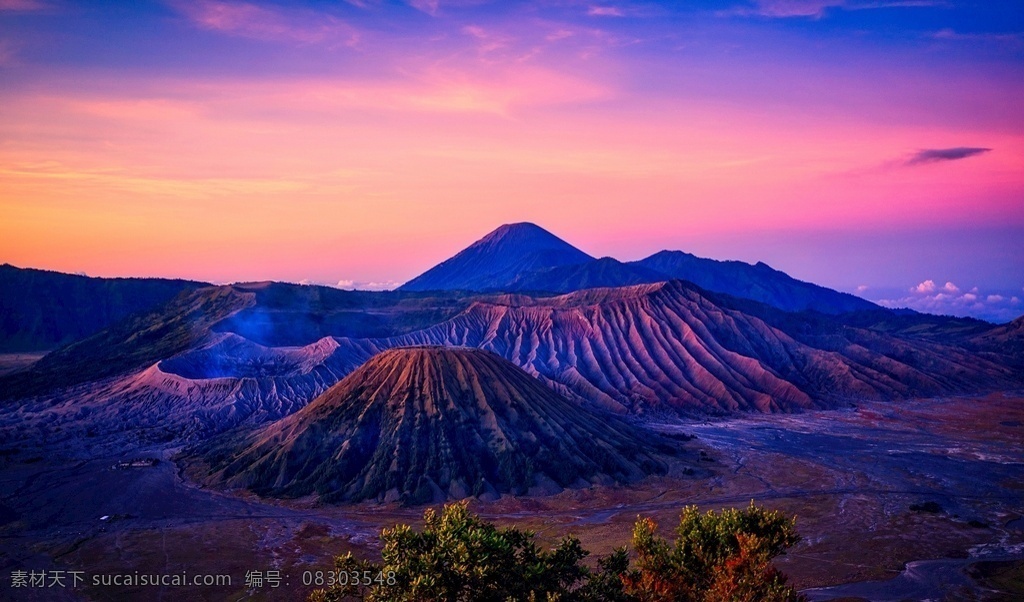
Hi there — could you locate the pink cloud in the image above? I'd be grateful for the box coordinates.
[910,280,960,294]
[879,283,1024,322]
[65,98,201,122]
[912,279,937,293]
[407,0,492,16]
[728,0,943,18]
[933,29,1024,46]
[170,0,359,46]
[748,0,845,17]
[461,25,514,54]
[334,279,402,291]
[545,29,575,42]
[206,67,610,116]
[588,6,625,17]
[408,0,439,15]
[0,0,49,11]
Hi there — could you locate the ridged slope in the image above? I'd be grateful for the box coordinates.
[971,315,1024,367]
[7,282,1018,448]
[196,347,671,504]
[380,281,1017,414]
[7,333,381,442]
[0,285,253,401]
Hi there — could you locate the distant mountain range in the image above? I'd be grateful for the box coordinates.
[399,223,878,315]
[3,224,1019,414]
[3,277,1017,419]
[3,231,1022,504]
[630,250,876,314]
[0,224,879,356]
[0,264,204,352]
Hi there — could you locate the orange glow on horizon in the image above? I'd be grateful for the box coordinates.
[1,2,1022,287]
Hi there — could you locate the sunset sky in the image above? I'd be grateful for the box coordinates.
[1,0,1022,320]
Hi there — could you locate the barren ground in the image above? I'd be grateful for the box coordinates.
[1,393,1022,601]
[0,353,45,378]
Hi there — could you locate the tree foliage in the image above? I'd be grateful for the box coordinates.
[621,501,804,601]
[310,500,805,602]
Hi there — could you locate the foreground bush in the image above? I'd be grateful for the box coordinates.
[623,502,803,602]
[309,500,805,602]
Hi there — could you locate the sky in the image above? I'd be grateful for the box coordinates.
[0,0,1022,321]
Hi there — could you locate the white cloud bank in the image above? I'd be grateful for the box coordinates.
[293,278,403,291]
[334,279,403,291]
[873,280,1022,323]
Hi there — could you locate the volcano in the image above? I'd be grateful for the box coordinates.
[194,346,675,504]
[399,223,594,292]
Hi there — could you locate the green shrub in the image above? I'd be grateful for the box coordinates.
[309,500,805,602]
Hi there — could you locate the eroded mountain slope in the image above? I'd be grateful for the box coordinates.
[192,347,677,504]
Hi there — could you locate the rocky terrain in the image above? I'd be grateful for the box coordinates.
[378,281,1018,415]
[0,222,1021,600]
[191,347,679,504]
[1,394,1020,601]
[3,280,1019,455]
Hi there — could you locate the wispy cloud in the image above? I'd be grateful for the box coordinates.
[36,66,609,123]
[461,24,515,54]
[407,0,492,17]
[170,0,359,46]
[408,0,439,15]
[0,0,50,11]
[933,28,1024,46]
[0,160,311,198]
[588,6,625,17]
[545,28,575,42]
[906,147,991,165]
[725,0,944,19]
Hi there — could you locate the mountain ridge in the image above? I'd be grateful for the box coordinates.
[6,278,1018,421]
[0,263,206,352]
[375,279,1017,415]
[631,250,877,314]
[396,223,880,315]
